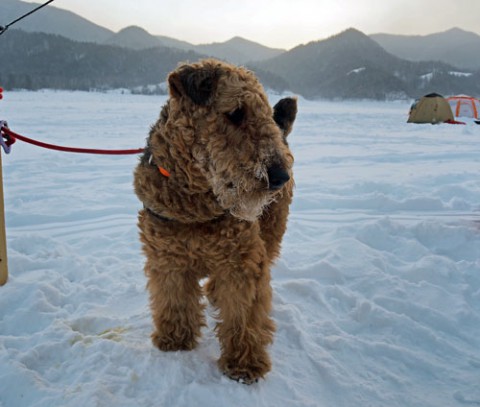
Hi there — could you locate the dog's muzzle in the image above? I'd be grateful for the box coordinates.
[267,163,290,191]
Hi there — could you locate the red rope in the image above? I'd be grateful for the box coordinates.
[1,127,144,155]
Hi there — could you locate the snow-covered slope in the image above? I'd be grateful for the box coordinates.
[0,91,479,407]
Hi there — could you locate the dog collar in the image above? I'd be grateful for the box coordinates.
[144,205,174,222]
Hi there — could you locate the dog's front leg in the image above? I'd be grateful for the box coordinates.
[139,213,206,352]
[146,257,206,352]
[205,225,275,384]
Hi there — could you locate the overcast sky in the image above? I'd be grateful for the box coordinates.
[25,0,480,49]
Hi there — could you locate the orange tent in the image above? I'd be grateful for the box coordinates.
[447,95,480,119]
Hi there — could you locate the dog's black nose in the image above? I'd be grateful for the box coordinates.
[267,164,290,190]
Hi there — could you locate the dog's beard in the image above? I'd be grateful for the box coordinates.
[229,193,274,222]
[211,172,274,222]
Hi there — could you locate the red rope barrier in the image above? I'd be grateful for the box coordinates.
[1,127,144,155]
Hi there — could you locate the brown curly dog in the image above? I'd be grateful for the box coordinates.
[134,59,297,384]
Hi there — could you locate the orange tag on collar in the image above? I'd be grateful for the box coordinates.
[158,166,171,177]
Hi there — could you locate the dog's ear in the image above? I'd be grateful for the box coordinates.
[168,65,219,106]
[273,97,298,138]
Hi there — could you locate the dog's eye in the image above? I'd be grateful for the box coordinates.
[225,107,245,125]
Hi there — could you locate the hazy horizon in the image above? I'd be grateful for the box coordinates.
[18,0,480,49]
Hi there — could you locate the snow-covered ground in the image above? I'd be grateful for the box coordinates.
[0,90,479,407]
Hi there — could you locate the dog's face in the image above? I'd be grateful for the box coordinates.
[165,59,297,221]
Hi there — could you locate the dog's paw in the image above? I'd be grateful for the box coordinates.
[223,370,260,385]
[151,331,198,351]
[218,354,271,385]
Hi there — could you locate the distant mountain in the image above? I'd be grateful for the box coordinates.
[104,26,162,49]
[2,0,480,99]
[256,29,405,99]
[104,26,195,52]
[155,35,197,52]
[256,28,480,99]
[1,0,113,42]
[106,29,284,64]
[195,37,285,64]
[371,28,480,70]
[2,28,479,99]
[0,29,289,93]
[150,35,285,65]
[2,0,284,65]
[0,30,205,92]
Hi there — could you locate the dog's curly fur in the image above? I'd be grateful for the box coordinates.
[134,59,297,384]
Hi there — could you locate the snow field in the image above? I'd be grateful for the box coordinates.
[0,91,479,407]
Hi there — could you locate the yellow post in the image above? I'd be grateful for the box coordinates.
[0,151,8,285]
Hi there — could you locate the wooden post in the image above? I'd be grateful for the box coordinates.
[0,151,8,285]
